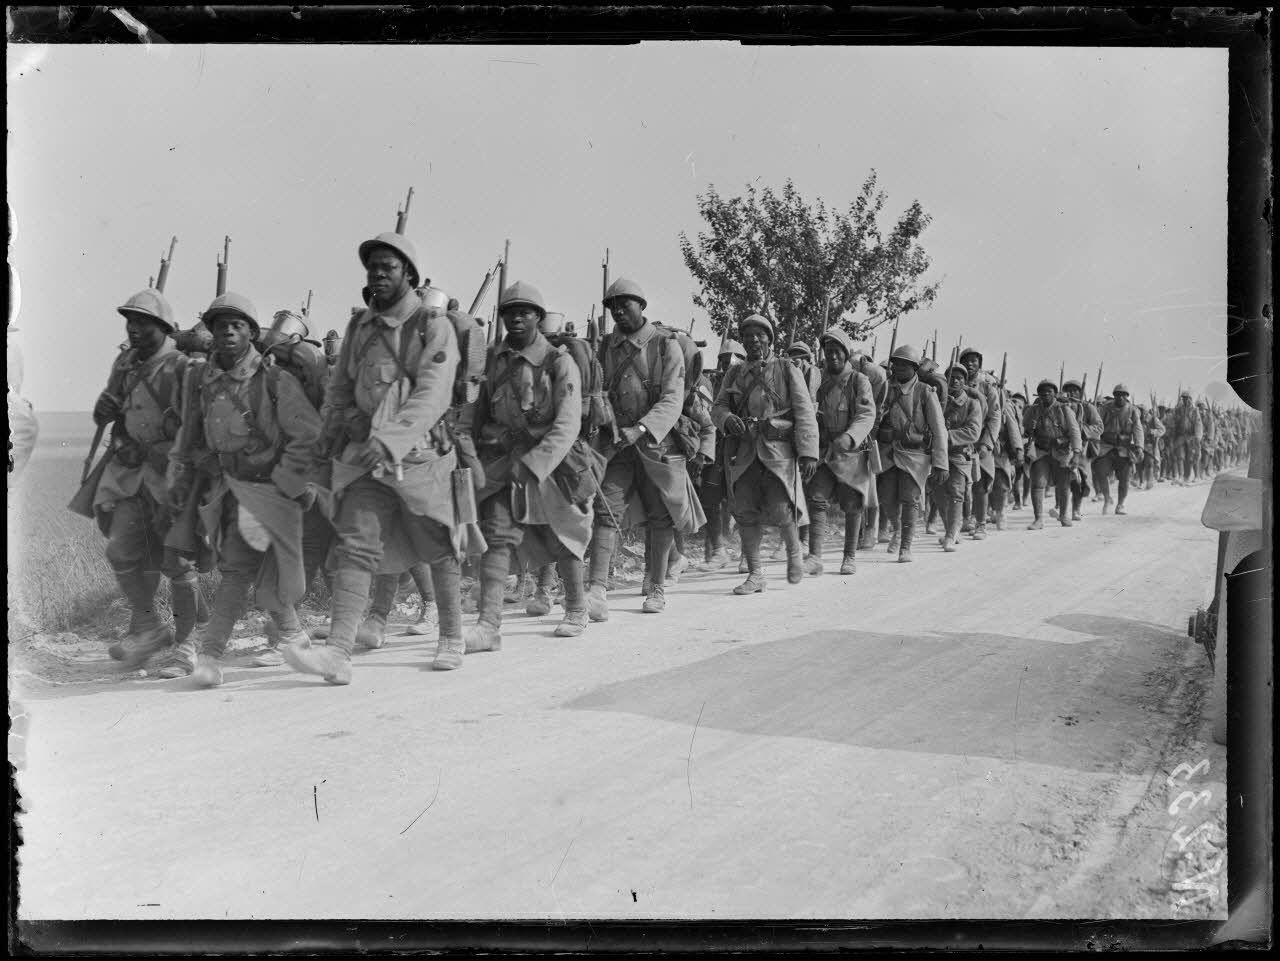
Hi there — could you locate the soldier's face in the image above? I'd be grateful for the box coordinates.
[1065,387,1081,402]
[501,305,540,349]
[963,355,980,377]
[949,371,967,392]
[1114,393,1128,407]
[124,314,168,355]
[608,296,644,334]
[889,359,916,384]
[822,342,847,374]
[210,315,255,363]
[742,327,771,361]
[718,354,741,372]
[1038,386,1056,403]
[364,248,412,306]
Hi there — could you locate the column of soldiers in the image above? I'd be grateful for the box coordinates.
[79,235,1258,682]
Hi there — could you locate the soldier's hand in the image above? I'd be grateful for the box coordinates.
[93,392,122,425]
[722,414,746,437]
[352,438,389,470]
[832,433,854,454]
[618,426,643,448]
[510,459,533,484]
[689,452,709,474]
[930,466,950,488]
[799,457,818,482]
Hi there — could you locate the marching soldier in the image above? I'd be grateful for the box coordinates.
[873,344,947,563]
[989,386,1025,529]
[284,231,463,683]
[1021,379,1082,529]
[586,278,704,619]
[696,340,744,570]
[1009,392,1029,510]
[1169,390,1201,485]
[786,342,823,401]
[711,313,819,591]
[938,363,983,552]
[82,288,207,669]
[1092,383,1144,515]
[1197,400,1217,479]
[851,347,889,551]
[163,293,323,685]
[1058,379,1102,522]
[958,348,1002,540]
[802,327,877,575]
[463,281,593,657]
[1141,401,1172,488]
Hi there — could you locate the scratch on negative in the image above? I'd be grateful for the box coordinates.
[687,701,707,811]
[399,769,444,835]
[550,836,576,885]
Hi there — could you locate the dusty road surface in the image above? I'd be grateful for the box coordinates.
[13,480,1229,921]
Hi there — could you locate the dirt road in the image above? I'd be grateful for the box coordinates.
[13,480,1228,921]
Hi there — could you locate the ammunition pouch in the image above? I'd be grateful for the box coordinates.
[757,416,793,442]
[876,425,895,445]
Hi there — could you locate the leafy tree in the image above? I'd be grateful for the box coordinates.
[678,173,941,350]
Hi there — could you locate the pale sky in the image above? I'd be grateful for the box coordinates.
[8,42,1230,411]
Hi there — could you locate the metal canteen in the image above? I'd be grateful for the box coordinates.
[418,286,449,311]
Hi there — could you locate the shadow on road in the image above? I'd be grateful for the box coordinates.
[564,616,1194,776]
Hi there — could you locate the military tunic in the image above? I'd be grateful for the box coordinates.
[941,387,983,503]
[597,319,704,533]
[323,287,461,569]
[474,332,589,562]
[809,364,878,509]
[171,347,322,610]
[711,355,820,526]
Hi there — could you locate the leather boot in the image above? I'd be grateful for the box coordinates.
[924,499,939,535]
[115,568,173,668]
[526,564,555,616]
[406,562,438,636]
[466,549,509,653]
[840,511,860,575]
[971,485,988,539]
[804,507,826,576]
[878,508,892,544]
[1028,489,1045,530]
[153,573,201,677]
[283,567,366,684]
[1070,491,1083,523]
[990,484,1007,531]
[357,572,399,650]
[586,526,616,622]
[554,555,588,636]
[780,522,804,584]
[429,558,464,669]
[941,500,961,552]
[733,524,766,594]
[898,501,917,562]
[644,528,674,612]
[111,569,164,660]
[1056,479,1073,525]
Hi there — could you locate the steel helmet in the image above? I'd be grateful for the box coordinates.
[889,344,922,367]
[1112,383,1129,396]
[739,313,775,341]
[203,292,260,336]
[946,363,968,380]
[1062,378,1083,392]
[1011,391,1027,403]
[786,342,813,359]
[358,231,422,287]
[958,346,983,367]
[718,339,747,360]
[117,288,175,333]
[540,311,566,335]
[417,285,449,312]
[602,277,647,310]
[917,357,938,374]
[1180,389,1193,399]
[499,280,547,319]
[819,327,854,359]
[269,310,311,342]
[1036,378,1058,393]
